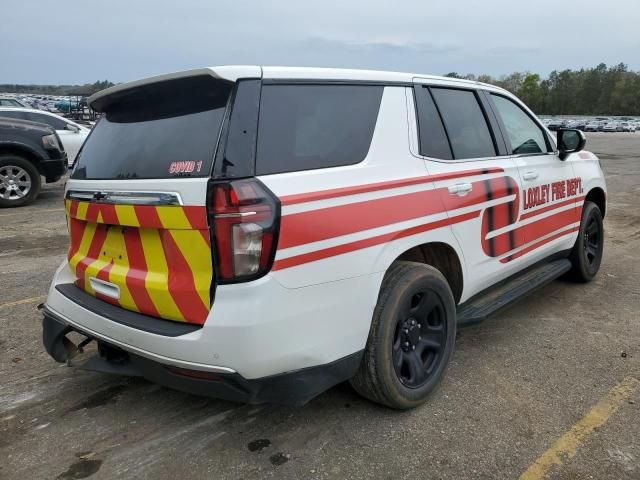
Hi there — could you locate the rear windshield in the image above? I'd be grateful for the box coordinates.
[72,75,232,180]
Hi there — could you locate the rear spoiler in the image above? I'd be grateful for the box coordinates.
[88,66,262,112]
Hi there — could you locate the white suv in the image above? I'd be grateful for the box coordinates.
[42,67,607,408]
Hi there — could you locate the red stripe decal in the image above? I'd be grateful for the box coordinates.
[133,205,164,229]
[85,203,101,223]
[162,231,209,324]
[273,211,479,271]
[520,196,585,221]
[182,206,209,230]
[280,167,504,205]
[94,261,119,306]
[501,226,580,263]
[98,204,119,225]
[67,217,87,260]
[488,207,580,257]
[279,188,444,249]
[74,225,109,283]
[69,200,79,218]
[122,228,160,318]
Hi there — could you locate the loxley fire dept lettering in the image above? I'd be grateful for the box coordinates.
[523,177,583,210]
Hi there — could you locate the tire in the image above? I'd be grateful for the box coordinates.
[350,261,457,409]
[568,201,604,282]
[0,155,41,208]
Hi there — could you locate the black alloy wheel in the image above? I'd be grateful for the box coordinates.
[392,290,447,388]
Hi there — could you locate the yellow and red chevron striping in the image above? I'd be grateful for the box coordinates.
[65,200,212,325]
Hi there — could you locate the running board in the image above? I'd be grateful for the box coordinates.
[456,258,572,327]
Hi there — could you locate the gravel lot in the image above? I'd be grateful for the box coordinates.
[1,132,638,480]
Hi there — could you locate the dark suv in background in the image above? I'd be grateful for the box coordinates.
[0,117,67,207]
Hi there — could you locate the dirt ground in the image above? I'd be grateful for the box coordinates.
[1,132,638,480]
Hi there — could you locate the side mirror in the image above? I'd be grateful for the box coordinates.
[557,129,586,160]
[66,123,80,133]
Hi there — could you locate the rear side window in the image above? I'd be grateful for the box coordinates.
[414,87,452,160]
[490,94,549,154]
[72,76,232,180]
[430,88,496,160]
[255,85,383,175]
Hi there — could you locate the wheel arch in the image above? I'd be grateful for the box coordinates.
[585,187,606,218]
[0,143,45,176]
[391,241,464,304]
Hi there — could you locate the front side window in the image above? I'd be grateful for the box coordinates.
[24,112,67,130]
[0,99,22,107]
[430,88,496,160]
[490,94,549,155]
[256,84,383,175]
[0,110,27,120]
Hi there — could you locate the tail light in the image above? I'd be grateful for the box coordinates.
[209,179,280,282]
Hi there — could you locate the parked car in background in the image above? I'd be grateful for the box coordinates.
[602,122,619,132]
[620,122,636,132]
[565,120,586,131]
[547,118,565,131]
[584,121,600,132]
[0,97,27,108]
[0,117,67,207]
[0,107,90,164]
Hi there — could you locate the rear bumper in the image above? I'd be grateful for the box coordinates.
[42,310,362,405]
[46,261,377,379]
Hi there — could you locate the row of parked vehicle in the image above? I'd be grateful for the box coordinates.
[0,93,87,114]
[541,117,639,132]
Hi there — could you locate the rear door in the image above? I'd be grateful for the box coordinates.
[411,83,527,298]
[487,93,580,264]
[65,74,233,325]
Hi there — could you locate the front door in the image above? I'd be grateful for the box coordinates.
[411,83,528,300]
[487,93,580,266]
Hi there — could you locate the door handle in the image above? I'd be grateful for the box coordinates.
[523,171,539,181]
[448,183,473,195]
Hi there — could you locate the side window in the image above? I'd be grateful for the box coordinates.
[490,94,549,154]
[256,84,383,175]
[0,110,27,120]
[430,88,496,160]
[24,112,67,130]
[414,87,452,160]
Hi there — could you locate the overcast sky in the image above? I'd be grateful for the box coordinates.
[2,0,639,84]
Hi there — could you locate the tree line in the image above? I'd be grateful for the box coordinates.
[0,80,115,97]
[3,63,640,115]
[445,63,640,116]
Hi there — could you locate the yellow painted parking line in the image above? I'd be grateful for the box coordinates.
[0,207,65,218]
[520,376,640,480]
[0,295,46,309]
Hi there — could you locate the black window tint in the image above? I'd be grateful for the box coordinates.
[24,112,67,130]
[414,87,452,159]
[72,76,232,180]
[490,94,548,154]
[256,85,383,175]
[0,110,27,120]
[214,79,261,178]
[430,88,496,159]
